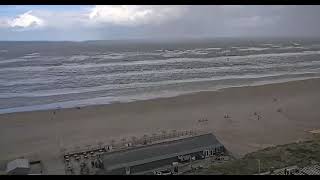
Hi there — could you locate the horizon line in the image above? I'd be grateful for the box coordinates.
[0,36,319,43]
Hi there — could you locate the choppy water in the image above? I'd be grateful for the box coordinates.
[1,38,320,114]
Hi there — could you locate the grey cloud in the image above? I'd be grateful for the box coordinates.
[1,5,320,41]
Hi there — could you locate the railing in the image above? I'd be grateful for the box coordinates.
[61,129,210,157]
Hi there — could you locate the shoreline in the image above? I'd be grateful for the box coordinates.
[1,75,320,115]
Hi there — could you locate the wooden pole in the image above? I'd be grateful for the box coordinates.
[257,159,261,174]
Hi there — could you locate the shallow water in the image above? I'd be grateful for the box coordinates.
[1,38,320,114]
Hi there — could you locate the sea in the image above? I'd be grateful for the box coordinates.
[1,37,320,114]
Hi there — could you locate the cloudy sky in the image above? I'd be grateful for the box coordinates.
[0,5,320,41]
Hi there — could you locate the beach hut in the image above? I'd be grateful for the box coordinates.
[6,159,30,175]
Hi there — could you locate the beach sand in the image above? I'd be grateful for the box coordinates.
[1,78,320,173]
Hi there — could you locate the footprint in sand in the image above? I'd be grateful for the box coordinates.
[223,114,232,122]
[277,108,283,113]
[253,112,261,120]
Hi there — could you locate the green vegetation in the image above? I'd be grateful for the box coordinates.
[197,138,320,175]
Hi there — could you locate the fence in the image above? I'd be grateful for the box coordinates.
[61,129,209,157]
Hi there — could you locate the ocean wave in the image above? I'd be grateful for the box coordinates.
[1,50,320,72]
[0,73,320,115]
[1,71,319,99]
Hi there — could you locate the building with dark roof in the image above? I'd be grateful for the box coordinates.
[97,133,226,175]
[6,159,30,175]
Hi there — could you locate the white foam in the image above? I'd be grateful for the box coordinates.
[64,60,320,80]
[2,58,320,93]
[220,50,231,54]
[261,44,274,46]
[0,77,59,86]
[238,47,270,51]
[278,46,307,50]
[1,73,320,115]
[1,70,320,99]
[205,47,222,50]
[21,53,40,59]
[190,51,208,55]
[68,55,90,61]
[1,50,320,72]
[0,57,34,64]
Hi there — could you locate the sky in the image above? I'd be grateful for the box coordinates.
[0,5,320,41]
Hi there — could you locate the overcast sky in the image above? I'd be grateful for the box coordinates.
[0,5,319,41]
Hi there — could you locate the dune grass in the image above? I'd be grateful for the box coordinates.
[197,137,320,175]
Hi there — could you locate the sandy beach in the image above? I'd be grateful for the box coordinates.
[1,78,320,173]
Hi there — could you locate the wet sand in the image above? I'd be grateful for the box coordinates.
[1,78,320,173]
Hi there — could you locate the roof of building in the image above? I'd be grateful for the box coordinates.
[6,159,29,173]
[299,164,320,175]
[268,164,320,175]
[102,133,223,171]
